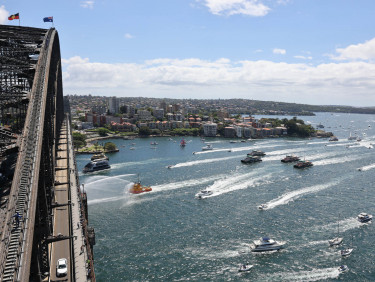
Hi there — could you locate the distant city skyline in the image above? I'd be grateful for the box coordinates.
[1,1,375,107]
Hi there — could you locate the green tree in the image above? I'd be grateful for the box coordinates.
[97,128,110,136]
[104,142,117,151]
[78,116,86,122]
[139,126,151,136]
[72,132,86,148]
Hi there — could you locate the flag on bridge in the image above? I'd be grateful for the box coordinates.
[43,16,53,22]
[8,13,19,20]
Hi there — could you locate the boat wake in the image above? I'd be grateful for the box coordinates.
[172,155,239,168]
[151,175,223,192]
[265,180,341,209]
[266,267,340,281]
[358,162,375,171]
[314,155,362,166]
[314,217,363,233]
[204,171,274,197]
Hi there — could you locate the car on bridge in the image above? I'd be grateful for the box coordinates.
[56,258,68,277]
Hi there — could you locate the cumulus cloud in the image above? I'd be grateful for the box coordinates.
[273,48,286,55]
[62,56,375,106]
[0,5,9,24]
[124,33,133,39]
[333,37,375,61]
[200,0,270,16]
[81,1,94,9]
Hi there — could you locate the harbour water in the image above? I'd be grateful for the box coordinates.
[77,112,375,281]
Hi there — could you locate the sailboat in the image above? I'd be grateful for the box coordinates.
[328,218,343,246]
[341,235,353,257]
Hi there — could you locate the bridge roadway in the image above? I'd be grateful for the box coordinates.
[50,117,90,281]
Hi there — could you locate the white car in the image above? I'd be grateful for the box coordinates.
[56,258,68,277]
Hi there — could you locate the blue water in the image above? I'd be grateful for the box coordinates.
[77,113,375,281]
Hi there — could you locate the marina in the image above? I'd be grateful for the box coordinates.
[77,112,375,281]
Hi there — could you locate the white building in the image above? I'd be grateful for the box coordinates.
[203,123,217,137]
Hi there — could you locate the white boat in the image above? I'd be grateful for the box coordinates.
[329,219,343,246]
[238,264,253,272]
[250,237,284,252]
[202,144,213,151]
[257,204,267,210]
[195,190,213,199]
[338,265,349,273]
[150,141,158,145]
[341,247,353,257]
[329,237,343,246]
[357,212,372,223]
[130,147,135,150]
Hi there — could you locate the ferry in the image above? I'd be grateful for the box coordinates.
[83,159,110,173]
[129,178,152,194]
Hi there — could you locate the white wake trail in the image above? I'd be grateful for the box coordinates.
[358,162,375,171]
[172,155,239,168]
[265,180,341,209]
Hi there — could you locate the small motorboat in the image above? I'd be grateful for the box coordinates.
[238,264,253,273]
[258,204,267,210]
[195,190,213,199]
[202,144,213,151]
[357,212,372,223]
[150,141,158,145]
[341,248,353,257]
[338,265,349,273]
[167,165,173,169]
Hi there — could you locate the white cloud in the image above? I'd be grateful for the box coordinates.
[200,0,270,16]
[273,48,286,55]
[0,5,9,24]
[124,33,133,39]
[81,1,94,9]
[62,56,375,106]
[294,55,312,60]
[333,38,375,61]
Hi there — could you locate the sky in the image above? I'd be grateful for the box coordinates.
[1,0,375,107]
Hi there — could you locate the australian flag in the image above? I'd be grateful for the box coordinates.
[43,17,53,22]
